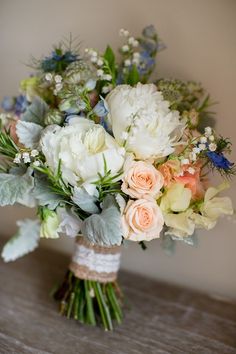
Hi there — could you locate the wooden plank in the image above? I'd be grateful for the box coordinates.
[0,245,236,354]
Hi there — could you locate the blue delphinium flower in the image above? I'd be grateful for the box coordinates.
[138,51,155,76]
[142,25,157,39]
[1,96,15,112]
[93,98,109,117]
[15,95,28,114]
[207,151,234,170]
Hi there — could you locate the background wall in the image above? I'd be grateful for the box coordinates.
[0,0,236,299]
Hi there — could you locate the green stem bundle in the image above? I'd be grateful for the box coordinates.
[54,271,123,330]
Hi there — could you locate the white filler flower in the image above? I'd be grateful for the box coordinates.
[40,118,124,186]
[106,83,184,160]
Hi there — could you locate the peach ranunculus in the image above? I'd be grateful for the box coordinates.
[122,160,164,199]
[158,159,181,187]
[122,198,164,241]
[174,163,205,200]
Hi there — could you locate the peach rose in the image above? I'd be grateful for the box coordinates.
[122,160,164,199]
[174,163,205,200]
[122,198,164,241]
[158,159,181,187]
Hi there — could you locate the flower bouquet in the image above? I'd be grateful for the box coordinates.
[0,25,234,330]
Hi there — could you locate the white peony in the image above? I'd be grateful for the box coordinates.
[106,83,184,160]
[40,118,124,186]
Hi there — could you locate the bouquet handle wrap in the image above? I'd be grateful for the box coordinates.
[69,237,121,283]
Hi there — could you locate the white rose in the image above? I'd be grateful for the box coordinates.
[106,83,184,160]
[40,118,124,186]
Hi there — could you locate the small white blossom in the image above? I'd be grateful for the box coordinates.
[209,143,217,151]
[90,56,98,64]
[54,75,62,83]
[189,152,197,161]
[200,136,207,144]
[204,126,212,136]
[193,147,201,154]
[33,160,41,167]
[22,152,31,164]
[119,29,129,37]
[132,58,140,65]
[13,153,22,164]
[199,143,206,151]
[45,73,53,81]
[133,52,140,59]
[103,74,112,81]
[209,135,215,141]
[128,37,135,45]
[102,85,113,94]
[31,149,39,157]
[181,158,190,165]
[187,167,195,174]
[97,69,104,77]
[97,58,103,66]
[121,44,129,52]
[132,40,139,47]
[124,59,131,67]
[55,83,63,91]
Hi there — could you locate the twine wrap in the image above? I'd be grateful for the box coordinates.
[69,237,121,283]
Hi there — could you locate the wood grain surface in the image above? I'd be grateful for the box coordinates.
[0,245,236,354]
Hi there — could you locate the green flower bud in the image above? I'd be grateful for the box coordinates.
[44,109,64,125]
[40,208,60,239]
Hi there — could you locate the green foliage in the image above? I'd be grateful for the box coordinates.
[0,167,34,206]
[1,219,40,262]
[33,172,62,210]
[103,45,116,74]
[126,65,140,86]
[0,130,19,159]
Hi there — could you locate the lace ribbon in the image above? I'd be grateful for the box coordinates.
[69,237,121,283]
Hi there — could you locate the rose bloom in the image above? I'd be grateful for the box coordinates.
[174,163,205,200]
[122,159,164,199]
[122,199,164,241]
[158,159,181,187]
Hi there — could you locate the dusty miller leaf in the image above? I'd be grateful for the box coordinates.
[0,168,34,206]
[72,186,100,214]
[21,96,49,126]
[33,173,62,210]
[1,219,40,262]
[16,121,43,149]
[81,195,122,246]
[161,234,176,255]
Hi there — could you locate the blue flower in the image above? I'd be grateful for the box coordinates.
[142,25,157,39]
[41,50,79,73]
[93,98,109,117]
[207,151,234,170]
[138,51,155,75]
[15,95,28,114]
[1,96,15,112]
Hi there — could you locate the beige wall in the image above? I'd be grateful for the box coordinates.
[1,0,236,299]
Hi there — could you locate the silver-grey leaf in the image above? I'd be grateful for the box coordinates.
[0,169,34,206]
[21,96,49,126]
[72,186,100,214]
[81,195,122,246]
[33,174,62,210]
[1,219,40,262]
[16,121,43,149]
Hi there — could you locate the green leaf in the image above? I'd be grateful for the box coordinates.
[81,195,122,246]
[72,186,100,214]
[103,45,115,72]
[21,96,49,126]
[0,168,34,206]
[16,121,43,148]
[1,219,40,262]
[126,65,140,86]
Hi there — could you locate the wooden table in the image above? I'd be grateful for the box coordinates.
[0,245,236,354]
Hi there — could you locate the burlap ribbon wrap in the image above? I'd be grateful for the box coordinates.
[69,237,121,283]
